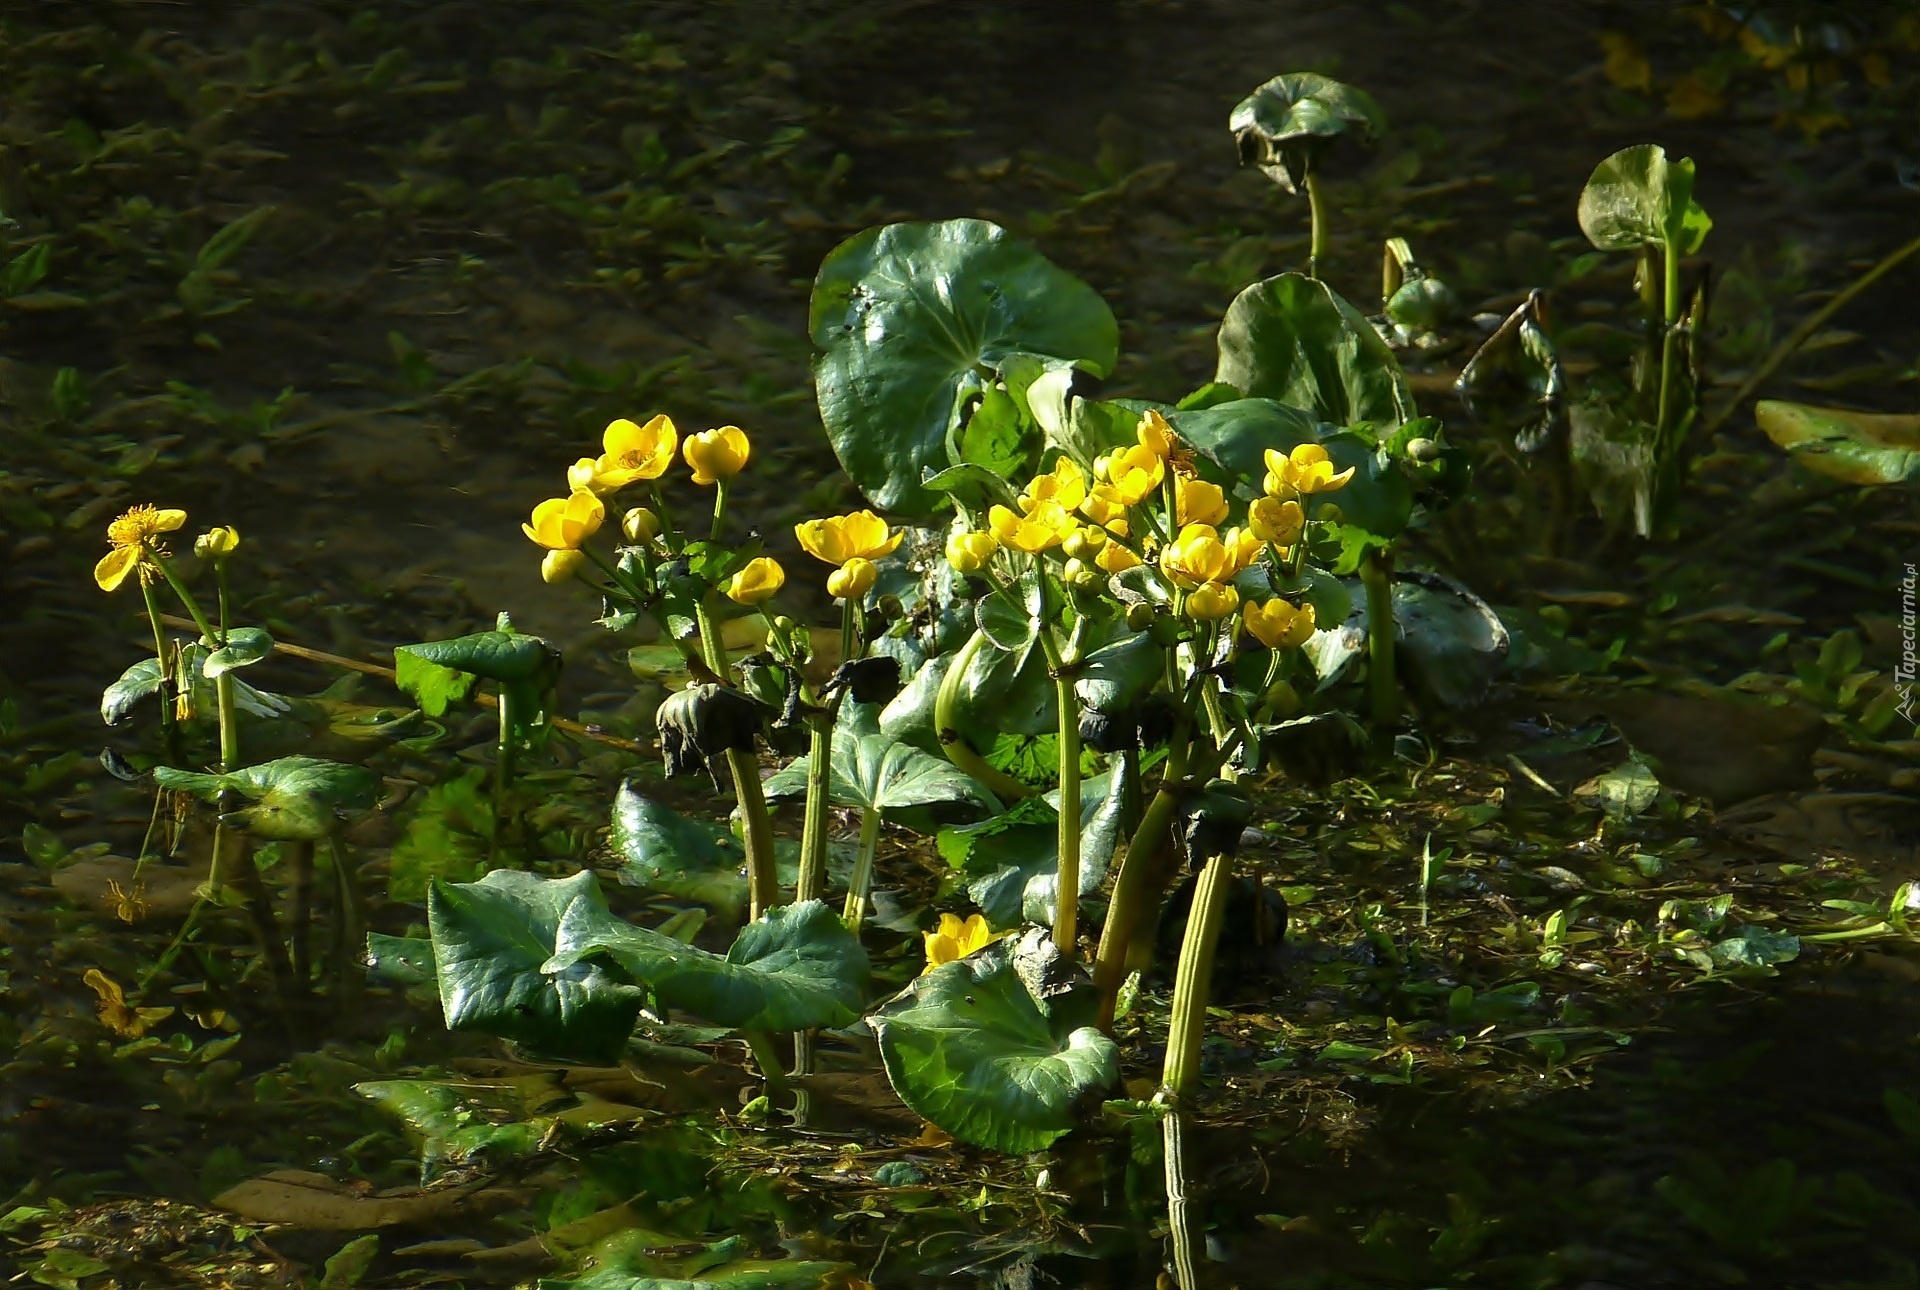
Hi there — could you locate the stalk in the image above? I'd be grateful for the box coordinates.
[841,805,883,931]
[1162,851,1233,1099]
[795,715,833,903]
[327,834,366,1004]
[1092,735,1191,1030]
[218,823,293,1005]
[932,629,1032,802]
[1052,672,1082,958]
[289,839,314,990]
[695,598,780,918]
[1360,545,1397,729]
[490,685,514,862]
[743,1028,791,1097]
[1304,171,1328,279]
[137,575,179,753]
[709,479,730,542]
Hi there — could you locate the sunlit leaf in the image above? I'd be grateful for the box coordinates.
[1756,400,1920,486]
[1212,275,1416,429]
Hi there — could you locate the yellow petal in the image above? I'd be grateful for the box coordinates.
[93,545,141,592]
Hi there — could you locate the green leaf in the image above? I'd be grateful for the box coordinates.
[869,929,1119,1152]
[764,706,999,821]
[1576,144,1711,257]
[957,385,1037,478]
[1573,758,1662,820]
[1756,400,1920,486]
[394,626,559,706]
[975,572,1041,653]
[196,206,273,273]
[1074,635,1162,716]
[1229,73,1386,193]
[610,780,755,918]
[1709,926,1800,971]
[878,653,952,754]
[204,627,275,678]
[920,463,1020,513]
[1391,573,1510,710]
[320,1235,380,1290]
[810,219,1118,514]
[952,760,1134,928]
[366,933,437,987]
[387,767,490,903]
[102,657,164,726]
[153,755,378,840]
[953,628,1057,740]
[1174,400,1412,542]
[1213,274,1416,429]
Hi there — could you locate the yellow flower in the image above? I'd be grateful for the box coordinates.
[1160,523,1259,589]
[522,489,606,551]
[621,507,661,543]
[1243,597,1318,649]
[194,526,240,560]
[922,912,1006,974]
[1186,581,1240,620]
[1020,456,1087,514]
[795,510,902,567]
[1263,443,1355,497]
[989,500,1075,554]
[724,556,785,605]
[1096,538,1140,573]
[567,414,680,495]
[1079,482,1129,527]
[541,548,585,585]
[827,557,877,600]
[1248,495,1305,547]
[1136,408,1178,461]
[945,529,999,574]
[1175,476,1229,528]
[1095,443,1166,507]
[683,425,750,485]
[95,504,186,592]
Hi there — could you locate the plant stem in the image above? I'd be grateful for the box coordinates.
[842,805,883,931]
[491,686,514,863]
[1092,733,1192,1030]
[1304,171,1327,279]
[1052,671,1082,959]
[289,839,314,990]
[149,551,218,644]
[328,834,365,1004]
[138,575,180,754]
[1662,235,1683,328]
[1162,851,1233,1100]
[1163,1112,1203,1290]
[709,479,730,542]
[696,598,729,681]
[932,629,1031,802]
[795,715,833,904]
[1360,545,1397,729]
[730,749,780,921]
[219,823,293,1005]
[743,1028,790,1097]
[215,674,240,773]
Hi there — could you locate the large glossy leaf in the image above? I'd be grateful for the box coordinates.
[394,616,561,747]
[1229,73,1386,193]
[1756,400,1920,485]
[810,219,1118,514]
[946,762,1134,929]
[763,706,999,821]
[102,657,164,726]
[1391,572,1510,710]
[204,627,274,678]
[1577,143,1712,257]
[1174,400,1413,541]
[878,653,952,754]
[609,784,846,916]
[430,871,870,1057]
[1214,275,1415,429]
[868,929,1118,1152]
[953,628,1056,740]
[152,755,377,840]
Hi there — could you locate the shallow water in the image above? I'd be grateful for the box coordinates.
[3,2,1918,1287]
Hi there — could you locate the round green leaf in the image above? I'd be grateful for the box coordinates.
[153,755,378,840]
[1229,73,1386,192]
[869,929,1118,1152]
[204,627,275,678]
[1214,274,1416,429]
[1756,400,1920,485]
[1577,144,1711,257]
[810,219,1118,514]
[763,706,1000,821]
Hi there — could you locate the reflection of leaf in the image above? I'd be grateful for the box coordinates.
[1214,274,1415,429]
[83,968,174,1038]
[1392,572,1510,710]
[1756,400,1920,486]
[869,929,1118,1152]
[213,1170,485,1231]
[388,768,490,903]
[355,1077,652,1174]
[810,219,1117,514]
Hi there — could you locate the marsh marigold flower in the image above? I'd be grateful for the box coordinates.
[1136,408,1178,461]
[988,500,1075,554]
[1243,597,1317,649]
[570,414,679,494]
[945,529,998,574]
[1160,522,1259,589]
[1020,456,1087,514]
[1263,443,1354,498]
[827,557,877,600]
[724,556,785,605]
[1094,443,1165,507]
[523,489,605,551]
[541,548,585,585]
[1175,476,1229,528]
[795,510,902,567]
[1248,495,1305,547]
[194,526,240,560]
[922,912,1007,974]
[95,504,186,592]
[682,425,749,485]
[1079,482,1128,527]
[1186,581,1240,620]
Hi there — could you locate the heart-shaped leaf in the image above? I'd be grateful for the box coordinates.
[1391,571,1511,710]
[394,615,561,748]
[153,755,378,840]
[204,627,275,678]
[1229,73,1386,193]
[1214,274,1416,429]
[763,706,1000,821]
[868,929,1118,1152]
[1577,143,1712,258]
[946,760,1135,929]
[810,219,1118,514]
[1756,400,1920,485]
[102,657,164,726]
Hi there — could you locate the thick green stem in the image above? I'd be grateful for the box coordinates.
[709,479,730,543]
[1163,1112,1203,1290]
[328,834,365,1004]
[215,674,240,773]
[491,687,514,862]
[795,715,833,904]
[933,629,1031,802]
[1162,852,1233,1099]
[1092,736,1192,1030]
[841,805,883,931]
[1053,672,1082,959]
[729,749,780,920]
[138,576,179,749]
[696,599,729,681]
[743,1028,790,1097]
[1304,171,1328,279]
[1360,545,1397,729]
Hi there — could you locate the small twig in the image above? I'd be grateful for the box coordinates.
[1699,232,1920,440]
[156,613,648,754]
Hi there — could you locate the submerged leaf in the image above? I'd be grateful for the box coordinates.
[1756,400,1920,485]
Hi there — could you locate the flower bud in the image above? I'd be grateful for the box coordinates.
[827,557,878,600]
[1406,437,1440,462]
[945,529,998,574]
[541,548,586,585]
[194,526,240,559]
[621,506,661,543]
[723,556,785,606]
[1061,526,1107,561]
[1061,557,1098,588]
[1125,602,1157,633]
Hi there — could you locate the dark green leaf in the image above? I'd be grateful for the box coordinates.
[102,657,164,726]
[153,755,378,840]
[810,219,1117,514]
[1229,73,1386,192]
[956,761,1133,928]
[204,627,275,678]
[764,706,999,820]
[1214,274,1415,428]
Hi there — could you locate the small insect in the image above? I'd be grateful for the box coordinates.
[106,878,149,925]
[964,995,976,1006]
